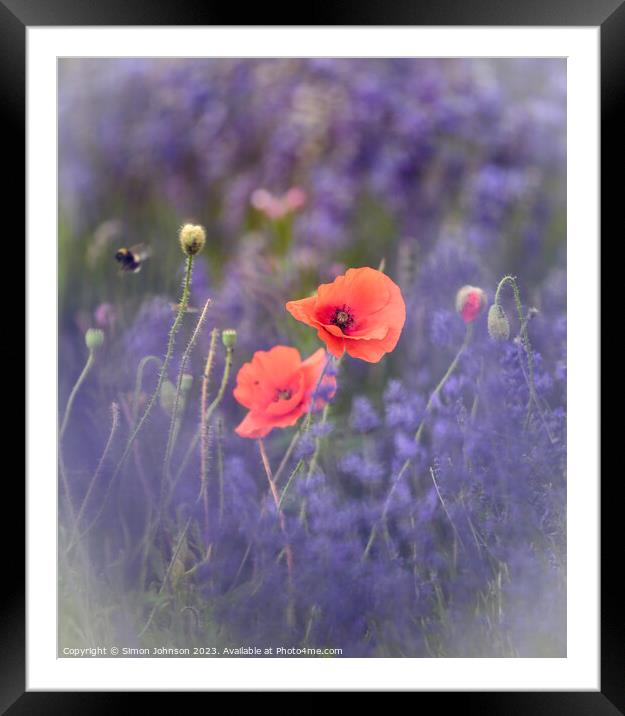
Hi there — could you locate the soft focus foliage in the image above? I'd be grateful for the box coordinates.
[59,58,566,657]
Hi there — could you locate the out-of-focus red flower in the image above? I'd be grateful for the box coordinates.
[250,187,307,221]
[286,267,406,363]
[233,346,335,439]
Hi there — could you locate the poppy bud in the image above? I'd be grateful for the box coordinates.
[178,224,206,257]
[455,285,486,323]
[181,374,194,392]
[160,380,177,416]
[85,328,105,351]
[222,329,237,350]
[487,304,510,341]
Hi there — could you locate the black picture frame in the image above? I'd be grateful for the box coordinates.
[6,0,613,709]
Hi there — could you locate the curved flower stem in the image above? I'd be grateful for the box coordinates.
[59,346,97,540]
[66,402,120,552]
[163,298,212,483]
[59,350,95,441]
[494,275,536,425]
[112,255,194,484]
[200,328,220,540]
[132,355,162,423]
[362,323,473,561]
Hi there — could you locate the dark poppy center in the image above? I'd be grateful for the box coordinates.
[331,305,354,332]
[275,388,292,401]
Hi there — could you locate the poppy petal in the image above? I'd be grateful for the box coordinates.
[316,326,345,357]
[285,296,317,324]
[344,325,403,363]
[252,346,302,391]
[234,411,273,439]
[264,374,305,416]
[233,361,274,409]
[300,348,327,391]
[286,267,406,363]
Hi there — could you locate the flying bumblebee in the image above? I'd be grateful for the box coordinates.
[115,244,151,273]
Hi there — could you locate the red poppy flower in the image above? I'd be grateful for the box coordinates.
[455,285,486,323]
[233,346,335,439]
[250,187,307,220]
[285,267,406,363]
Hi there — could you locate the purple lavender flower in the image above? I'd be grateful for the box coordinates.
[349,396,381,434]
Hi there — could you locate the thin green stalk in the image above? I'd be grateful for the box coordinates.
[306,402,330,478]
[273,428,303,487]
[57,342,102,631]
[494,275,536,424]
[66,402,120,552]
[173,344,233,486]
[258,439,293,577]
[112,255,194,482]
[59,350,95,440]
[199,328,220,534]
[429,466,465,551]
[132,355,162,423]
[59,344,98,541]
[278,459,304,510]
[278,354,336,506]
[58,449,78,535]
[137,515,193,638]
[415,322,473,444]
[216,417,225,524]
[362,323,473,561]
[163,298,212,480]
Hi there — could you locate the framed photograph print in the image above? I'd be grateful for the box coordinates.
[6,0,616,708]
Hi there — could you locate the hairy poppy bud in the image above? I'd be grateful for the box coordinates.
[85,328,105,351]
[178,224,206,257]
[222,329,237,349]
[455,285,486,323]
[487,304,510,341]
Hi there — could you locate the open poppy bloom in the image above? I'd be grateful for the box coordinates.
[233,346,336,439]
[286,267,406,363]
